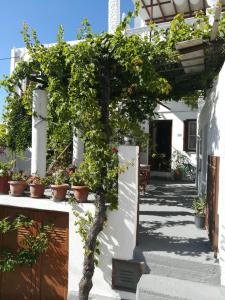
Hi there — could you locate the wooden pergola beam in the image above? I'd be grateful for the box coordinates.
[171,0,178,15]
[141,0,152,20]
[142,1,170,8]
[187,0,192,17]
[203,0,206,11]
[145,5,225,23]
[156,0,166,21]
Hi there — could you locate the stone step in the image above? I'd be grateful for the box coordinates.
[136,274,225,300]
[133,250,221,285]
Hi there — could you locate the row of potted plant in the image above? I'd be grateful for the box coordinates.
[0,161,89,202]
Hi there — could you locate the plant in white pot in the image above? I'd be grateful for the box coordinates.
[192,196,206,229]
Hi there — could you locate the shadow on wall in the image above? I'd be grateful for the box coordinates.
[199,79,220,195]
[98,176,137,288]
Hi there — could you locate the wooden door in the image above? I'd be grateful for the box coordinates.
[0,206,69,300]
[207,155,220,255]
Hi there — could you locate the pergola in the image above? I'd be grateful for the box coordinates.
[129,1,225,77]
[135,0,225,24]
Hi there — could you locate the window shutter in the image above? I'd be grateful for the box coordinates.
[183,120,188,151]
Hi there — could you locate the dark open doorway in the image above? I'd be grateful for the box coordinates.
[149,120,172,171]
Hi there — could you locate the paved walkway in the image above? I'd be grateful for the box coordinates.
[138,180,215,263]
[135,180,224,299]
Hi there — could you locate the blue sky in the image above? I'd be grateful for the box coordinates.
[0,0,133,118]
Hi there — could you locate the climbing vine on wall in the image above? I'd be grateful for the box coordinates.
[0,215,53,272]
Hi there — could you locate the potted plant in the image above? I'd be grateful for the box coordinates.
[192,196,206,229]
[0,160,14,194]
[27,175,50,198]
[173,166,184,180]
[70,171,89,203]
[50,169,69,202]
[8,171,28,196]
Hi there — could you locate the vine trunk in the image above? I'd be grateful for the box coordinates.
[78,194,106,300]
[79,62,110,300]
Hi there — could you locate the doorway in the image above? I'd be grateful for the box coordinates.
[149,120,172,171]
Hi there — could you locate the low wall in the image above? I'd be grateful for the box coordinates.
[0,145,139,299]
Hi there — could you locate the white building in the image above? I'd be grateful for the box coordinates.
[198,61,225,286]
[7,0,225,296]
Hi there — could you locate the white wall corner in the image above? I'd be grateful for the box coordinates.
[108,0,121,34]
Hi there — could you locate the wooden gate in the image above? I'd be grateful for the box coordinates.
[0,206,69,300]
[207,155,220,255]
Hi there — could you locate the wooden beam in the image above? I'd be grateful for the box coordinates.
[203,0,206,11]
[187,0,192,17]
[151,0,154,20]
[171,0,178,15]
[156,0,166,21]
[141,0,151,20]
[146,11,195,23]
[145,4,225,24]
[142,1,170,8]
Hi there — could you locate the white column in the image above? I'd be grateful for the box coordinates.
[31,88,48,177]
[72,133,84,166]
[70,145,139,299]
[108,0,120,34]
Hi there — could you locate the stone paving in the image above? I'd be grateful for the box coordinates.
[137,180,216,264]
[134,180,225,300]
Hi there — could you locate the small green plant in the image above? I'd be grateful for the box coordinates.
[0,215,53,272]
[192,196,206,216]
[0,160,15,177]
[69,170,85,186]
[11,171,28,181]
[51,169,68,185]
[74,210,101,266]
[27,174,51,186]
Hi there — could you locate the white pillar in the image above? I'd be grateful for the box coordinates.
[73,133,84,166]
[31,88,48,176]
[108,0,120,34]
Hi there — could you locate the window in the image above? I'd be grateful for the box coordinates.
[184,119,197,152]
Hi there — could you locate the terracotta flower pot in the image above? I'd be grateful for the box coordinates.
[0,176,11,194]
[72,185,89,203]
[51,184,69,202]
[9,181,27,196]
[29,184,45,198]
[174,169,183,181]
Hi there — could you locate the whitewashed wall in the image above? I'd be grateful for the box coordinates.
[70,145,139,299]
[155,101,198,166]
[140,101,198,176]
[0,145,139,300]
[198,61,225,286]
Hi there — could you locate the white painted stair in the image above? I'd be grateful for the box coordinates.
[136,274,225,300]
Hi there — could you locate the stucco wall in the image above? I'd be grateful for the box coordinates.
[155,101,198,166]
[0,146,139,300]
[139,101,198,170]
[198,61,225,286]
